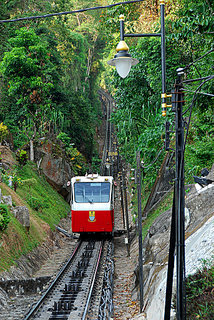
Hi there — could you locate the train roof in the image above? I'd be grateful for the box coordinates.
[71,174,113,183]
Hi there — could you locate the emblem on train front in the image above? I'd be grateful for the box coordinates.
[88,211,96,222]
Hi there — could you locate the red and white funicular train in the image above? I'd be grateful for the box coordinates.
[71,174,114,234]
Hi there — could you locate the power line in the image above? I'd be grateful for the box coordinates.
[183,49,214,70]
[142,146,164,170]
[182,88,214,97]
[183,75,214,151]
[182,75,214,116]
[182,75,213,84]
[0,0,144,23]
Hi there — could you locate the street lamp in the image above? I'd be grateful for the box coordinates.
[107,2,167,314]
[107,15,138,78]
[107,0,172,117]
[107,2,186,319]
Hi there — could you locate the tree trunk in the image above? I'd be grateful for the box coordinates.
[29,139,34,161]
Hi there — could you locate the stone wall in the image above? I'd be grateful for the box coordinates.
[35,139,71,200]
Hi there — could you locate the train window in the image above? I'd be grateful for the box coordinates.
[74,182,110,203]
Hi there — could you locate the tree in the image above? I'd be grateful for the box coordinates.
[0,27,62,158]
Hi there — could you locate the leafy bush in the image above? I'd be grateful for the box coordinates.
[16,150,28,166]
[27,196,49,211]
[91,155,102,173]
[12,173,22,191]
[1,169,23,191]
[1,169,11,186]
[185,262,214,319]
[57,132,71,147]
[0,122,8,144]
[0,204,10,231]
[185,106,214,182]
[66,146,86,175]
[172,260,214,319]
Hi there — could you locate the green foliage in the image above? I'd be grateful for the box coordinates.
[11,173,22,191]
[16,163,69,228]
[21,178,37,187]
[1,168,23,191]
[91,155,102,173]
[0,204,11,231]
[106,0,213,188]
[0,160,70,271]
[56,131,88,175]
[27,196,49,211]
[0,27,58,145]
[141,191,173,241]
[67,146,86,175]
[168,0,213,41]
[0,0,213,179]
[16,150,28,166]
[1,169,13,188]
[185,104,214,181]
[0,2,102,159]
[0,122,8,144]
[57,132,71,148]
[182,261,214,319]
[0,209,45,272]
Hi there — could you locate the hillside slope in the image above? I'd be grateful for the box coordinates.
[0,147,70,274]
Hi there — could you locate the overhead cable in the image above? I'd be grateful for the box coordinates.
[183,75,214,151]
[0,0,144,23]
[182,75,213,84]
[142,146,164,170]
[182,75,214,116]
[182,89,214,98]
[183,49,214,71]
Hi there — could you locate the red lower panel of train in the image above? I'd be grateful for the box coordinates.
[72,210,114,233]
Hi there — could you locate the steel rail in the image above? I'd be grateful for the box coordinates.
[98,240,114,319]
[98,89,108,175]
[24,239,81,320]
[81,241,104,320]
[106,92,113,176]
[98,89,114,176]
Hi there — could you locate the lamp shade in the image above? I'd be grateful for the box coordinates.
[108,50,139,78]
[115,57,132,78]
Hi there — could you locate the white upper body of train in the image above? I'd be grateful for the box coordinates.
[71,174,114,211]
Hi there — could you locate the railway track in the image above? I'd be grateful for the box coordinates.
[98,89,115,176]
[24,238,114,320]
[24,89,115,320]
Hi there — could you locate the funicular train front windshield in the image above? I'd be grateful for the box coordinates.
[74,182,111,203]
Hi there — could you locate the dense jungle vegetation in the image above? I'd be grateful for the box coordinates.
[103,0,213,188]
[0,1,213,317]
[0,0,213,186]
[0,0,107,167]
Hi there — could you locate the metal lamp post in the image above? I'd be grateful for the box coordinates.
[107,15,138,78]
[108,0,169,313]
[108,1,186,318]
[108,0,171,117]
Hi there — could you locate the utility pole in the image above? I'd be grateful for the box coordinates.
[164,68,186,320]
[122,167,130,256]
[118,170,125,229]
[175,68,186,320]
[136,150,144,312]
